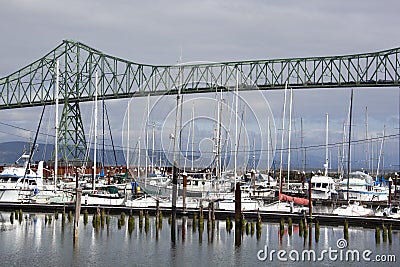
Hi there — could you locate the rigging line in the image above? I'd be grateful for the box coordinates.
[104,103,118,166]
[23,104,46,182]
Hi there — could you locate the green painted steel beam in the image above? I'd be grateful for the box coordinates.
[1,40,400,110]
[1,40,399,162]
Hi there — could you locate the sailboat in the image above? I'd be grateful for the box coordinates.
[259,83,308,214]
[82,71,125,206]
[333,90,374,217]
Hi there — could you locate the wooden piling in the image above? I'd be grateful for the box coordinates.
[74,188,82,239]
[235,182,241,225]
[375,227,381,244]
[315,220,320,243]
[83,209,88,225]
[299,219,304,237]
[256,213,262,240]
[382,225,388,243]
[288,217,292,236]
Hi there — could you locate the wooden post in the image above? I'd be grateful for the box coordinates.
[183,172,187,213]
[235,182,241,224]
[74,188,82,240]
[234,182,242,247]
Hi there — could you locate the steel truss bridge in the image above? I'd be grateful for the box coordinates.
[0,40,399,162]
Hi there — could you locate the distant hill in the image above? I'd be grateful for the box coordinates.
[0,141,396,172]
[0,141,126,166]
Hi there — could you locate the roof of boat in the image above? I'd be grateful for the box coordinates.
[311,175,335,183]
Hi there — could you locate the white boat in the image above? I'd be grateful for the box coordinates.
[136,173,229,199]
[332,202,374,217]
[125,194,159,208]
[337,171,389,202]
[375,205,400,219]
[310,173,338,200]
[83,185,125,206]
[217,197,261,211]
[240,172,276,198]
[0,149,44,190]
[0,148,56,203]
[259,200,309,214]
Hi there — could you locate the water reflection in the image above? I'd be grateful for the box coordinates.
[0,211,399,266]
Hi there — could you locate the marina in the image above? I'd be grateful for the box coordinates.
[1,2,400,265]
[0,210,399,266]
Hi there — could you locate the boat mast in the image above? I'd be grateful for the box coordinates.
[376,125,386,178]
[324,113,329,176]
[279,82,288,193]
[191,101,195,171]
[152,122,155,174]
[365,106,369,172]
[145,94,149,186]
[267,117,270,172]
[93,70,98,191]
[234,67,239,181]
[138,137,141,178]
[346,89,353,202]
[55,59,59,191]
[127,100,130,175]
[287,87,293,189]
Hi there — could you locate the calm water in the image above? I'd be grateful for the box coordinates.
[0,211,399,266]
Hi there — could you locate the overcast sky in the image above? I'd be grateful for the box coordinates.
[0,0,399,170]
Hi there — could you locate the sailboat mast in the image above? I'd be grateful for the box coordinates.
[138,137,141,178]
[127,100,130,174]
[376,125,386,178]
[365,107,369,171]
[287,87,293,190]
[234,67,239,181]
[324,113,329,176]
[93,70,98,191]
[191,101,195,171]
[152,123,155,173]
[54,59,59,191]
[267,117,270,172]
[145,94,150,186]
[279,82,288,193]
[346,89,354,202]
